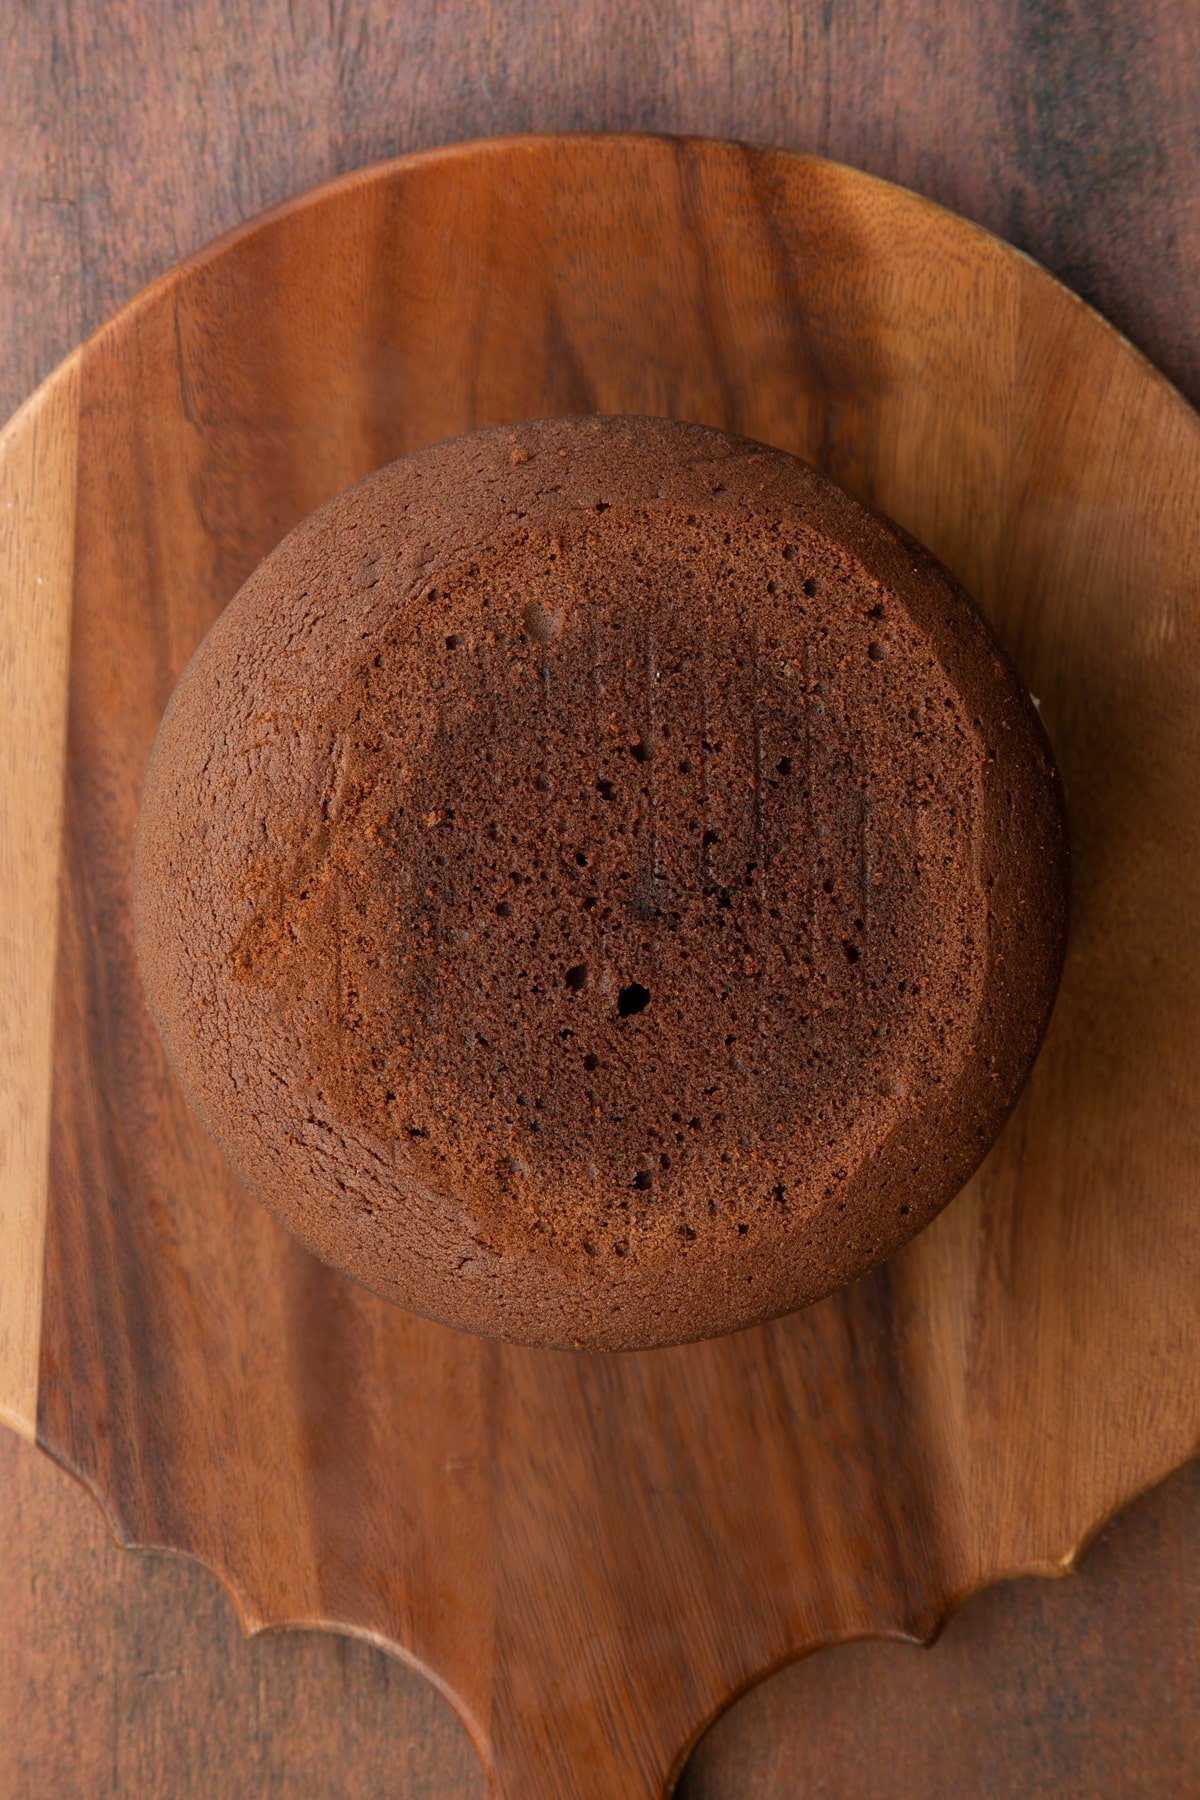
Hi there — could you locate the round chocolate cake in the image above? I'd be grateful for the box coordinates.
[134,416,1068,1349]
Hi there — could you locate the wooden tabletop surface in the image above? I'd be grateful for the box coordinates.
[2,4,1198,1794]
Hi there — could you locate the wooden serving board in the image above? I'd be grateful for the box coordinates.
[2,135,1199,1798]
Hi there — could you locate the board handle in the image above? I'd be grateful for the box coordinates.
[0,363,79,1439]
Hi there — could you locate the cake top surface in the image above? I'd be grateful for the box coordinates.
[134,416,1067,1348]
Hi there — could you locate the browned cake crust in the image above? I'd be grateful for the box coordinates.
[133,416,1068,1349]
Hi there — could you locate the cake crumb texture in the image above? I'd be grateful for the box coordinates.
[133,416,1067,1348]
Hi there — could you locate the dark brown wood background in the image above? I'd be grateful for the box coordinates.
[3,3,1198,1793]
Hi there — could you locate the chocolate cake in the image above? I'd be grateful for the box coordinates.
[133,416,1068,1349]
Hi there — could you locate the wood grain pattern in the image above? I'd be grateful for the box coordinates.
[4,3,1198,426]
[7,1424,1198,1799]
[7,134,1200,1795]
[0,1428,485,1799]
[5,6,1200,1794]
[0,367,79,1440]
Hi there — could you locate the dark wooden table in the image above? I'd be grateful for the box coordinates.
[3,4,1197,1793]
